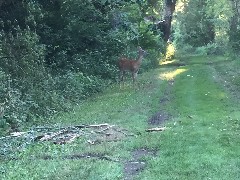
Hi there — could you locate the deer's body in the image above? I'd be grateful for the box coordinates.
[118,47,146,86]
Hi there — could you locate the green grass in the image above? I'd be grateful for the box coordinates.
[1,55,240,179]
[139,56,240,179]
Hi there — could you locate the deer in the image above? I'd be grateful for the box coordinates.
[118,47,147,87]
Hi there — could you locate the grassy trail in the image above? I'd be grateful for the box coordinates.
[1,56,240,179]
[150,56,240,180]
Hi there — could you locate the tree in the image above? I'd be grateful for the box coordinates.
[229,0,240,50]
[174,0,216,47]
[163,0,177,41]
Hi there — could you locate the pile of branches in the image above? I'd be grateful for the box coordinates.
[0,123,133,157]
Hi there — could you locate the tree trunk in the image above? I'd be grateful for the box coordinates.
[163,0,177,42]
[229,0,240,50]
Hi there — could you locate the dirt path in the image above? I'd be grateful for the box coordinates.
[123,66,177,179]
[148,80,174,126]
[124,148,158,180]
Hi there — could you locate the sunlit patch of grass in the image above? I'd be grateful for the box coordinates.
[159,68,188,80]
[165,42,175,60]
[159,59,176,65]
[159,42,175,64]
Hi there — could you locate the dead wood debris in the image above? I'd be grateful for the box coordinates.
[145,127,166,132]
[0,123,132,146]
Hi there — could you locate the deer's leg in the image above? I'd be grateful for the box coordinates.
[132,72,138,86]
[122,71,126,86]
[119,70,123,86]
[119,70,125,87]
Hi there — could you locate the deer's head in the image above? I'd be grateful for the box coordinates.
[138,46,147,56]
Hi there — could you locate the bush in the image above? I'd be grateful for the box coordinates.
[176,43,225,57]
[0,70,32,129]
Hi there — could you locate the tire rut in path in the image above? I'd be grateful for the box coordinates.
[123,148,158,180]
[148,80,174,125]
[123,79,174,179]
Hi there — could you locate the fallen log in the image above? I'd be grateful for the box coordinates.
[145,127,166,132]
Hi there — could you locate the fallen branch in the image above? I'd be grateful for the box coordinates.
[40,129,69,141]
[112,127,135,136]
[0,131,29,140]
[88,123,111,128]
[145,127,166,132]
[53,134,81,145]
[33,123,111,131]
[96,127,110,134]
[10,132,27,137]
[187,115,193,119]
[1,123,130,147]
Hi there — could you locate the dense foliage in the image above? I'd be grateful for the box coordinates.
[174,0,239,55]
[0,0,164,130]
